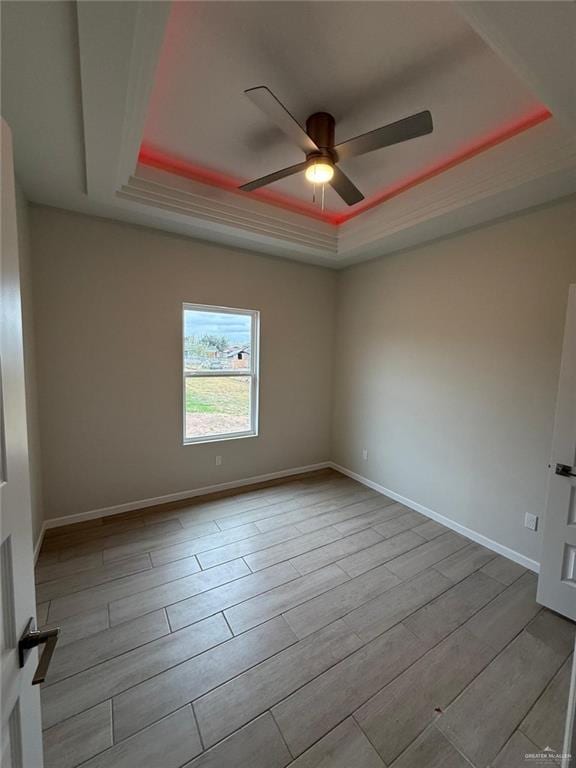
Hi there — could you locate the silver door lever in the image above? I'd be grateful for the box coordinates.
[555,463,576,478]
[18,617,60,685]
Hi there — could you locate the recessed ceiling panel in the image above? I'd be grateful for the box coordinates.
[141,1,547,219]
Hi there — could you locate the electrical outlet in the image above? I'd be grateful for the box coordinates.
[524,513,538,532]
[215,456,222,466]
[362,448,368,461]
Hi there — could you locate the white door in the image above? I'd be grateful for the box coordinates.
[537,284,576,768]
[1,119,44,767]
[537,283,576,621]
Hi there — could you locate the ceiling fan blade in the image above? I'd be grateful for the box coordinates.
[239,161,308,192]
[245,86,318,155]
[335,110,433,160]
[330,166,364,206]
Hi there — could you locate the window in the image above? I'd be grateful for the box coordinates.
[183,303,259,444]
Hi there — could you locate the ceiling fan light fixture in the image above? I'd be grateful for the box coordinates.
[305,160,334,184]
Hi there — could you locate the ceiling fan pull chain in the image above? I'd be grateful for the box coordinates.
[321,183,325,212]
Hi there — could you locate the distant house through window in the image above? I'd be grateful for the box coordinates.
[183,304,259,443]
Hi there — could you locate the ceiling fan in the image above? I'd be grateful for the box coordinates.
[240,86,433,206]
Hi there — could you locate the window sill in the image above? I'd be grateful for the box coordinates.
[183,430,258,446]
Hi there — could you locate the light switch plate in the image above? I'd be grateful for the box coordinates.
[524,512,538,531]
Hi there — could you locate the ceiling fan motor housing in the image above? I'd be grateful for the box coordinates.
[306,112,337,165]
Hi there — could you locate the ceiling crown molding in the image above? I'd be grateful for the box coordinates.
[119,167,338,261]
[339,120,576,254]
[77,1,170,199]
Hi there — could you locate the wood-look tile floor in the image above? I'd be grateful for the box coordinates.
[36,470,574,768]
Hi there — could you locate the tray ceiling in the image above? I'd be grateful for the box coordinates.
[141,1,547,220]
[2,1,575,266]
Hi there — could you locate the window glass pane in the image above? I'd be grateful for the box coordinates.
[184,310,252,372]
[185,376,251,439]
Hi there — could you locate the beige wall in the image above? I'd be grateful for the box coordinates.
[333,197,576,564]
[28,197,576,565]
[30,206,337,520]
[15,183,44,546]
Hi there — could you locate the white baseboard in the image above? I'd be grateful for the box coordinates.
[41,461,332,532]
[33,522,47,564]
[330,462,540,574]
[36,459,540,575]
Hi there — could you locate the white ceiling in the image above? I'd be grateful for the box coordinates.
[143,2,541,212]
[1,1,575,267]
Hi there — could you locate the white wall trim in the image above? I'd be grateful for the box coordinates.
[41,462,332,531]
[33,522,47,564]
[330,462,540,574]
[35,458,540,575]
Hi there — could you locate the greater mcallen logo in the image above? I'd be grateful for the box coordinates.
[524,745,571,764]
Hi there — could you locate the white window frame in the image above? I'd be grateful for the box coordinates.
[182,303,260,445]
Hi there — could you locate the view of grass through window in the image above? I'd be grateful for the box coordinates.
[183,308,255,440]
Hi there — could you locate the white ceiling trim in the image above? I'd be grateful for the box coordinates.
[119,172,338,255]
[336,168,576,267]
[77,1,169,199]
[338,121,576,255]
[112,188,337,266]
[116,4,171,190]
[132,165,336,239]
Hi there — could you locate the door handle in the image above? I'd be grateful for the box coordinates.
[555,463,576,478]
[18,617,60,685]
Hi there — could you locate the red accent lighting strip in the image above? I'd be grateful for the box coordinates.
[138,106,552,226]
